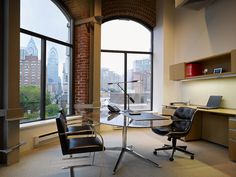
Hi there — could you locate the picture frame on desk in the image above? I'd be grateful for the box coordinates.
[213,68,222,74]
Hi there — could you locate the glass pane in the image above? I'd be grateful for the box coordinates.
[101,20,151,52]
[20,0,70,43]
[20,34,41,123]
[127,54,152,110]
[46,42,70,118]
[101,52,124,110]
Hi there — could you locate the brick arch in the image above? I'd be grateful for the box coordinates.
[102,0,156,29]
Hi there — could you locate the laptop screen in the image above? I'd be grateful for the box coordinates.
[206,96,222,108]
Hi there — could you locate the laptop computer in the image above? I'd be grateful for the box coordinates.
[197,95,222,109]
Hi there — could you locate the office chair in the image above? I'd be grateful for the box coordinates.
[152,107,197,161]
[58,109,93,135]
[56,114,105,177]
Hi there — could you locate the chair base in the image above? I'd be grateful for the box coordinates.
[63,164,92,177]
[153,144,194,161]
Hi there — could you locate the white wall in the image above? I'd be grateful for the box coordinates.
[20,119,57,153]
[153,0,183,112]
[155,0,236,109]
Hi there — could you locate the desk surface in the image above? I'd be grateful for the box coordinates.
[100,111,169,128]
[165,105,236,116]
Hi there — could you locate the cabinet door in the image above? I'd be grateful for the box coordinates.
[202,112,228,146]
[169,63,185,81]
[229,139,236,161]
[231,49,236,73]
[229,117,236,161]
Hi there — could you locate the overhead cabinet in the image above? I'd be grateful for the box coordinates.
[170,49,236,81]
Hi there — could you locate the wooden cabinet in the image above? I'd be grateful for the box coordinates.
[170,49,236,81]
[201,112,228,146]
[229,117,236,161]
[163,105,236,161]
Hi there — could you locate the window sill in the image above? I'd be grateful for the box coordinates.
[20,115,81,130]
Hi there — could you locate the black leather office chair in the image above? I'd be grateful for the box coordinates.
[152,107,197,161]
[56,114,105,177]
[58,109,93,135]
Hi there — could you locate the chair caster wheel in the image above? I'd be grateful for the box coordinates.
[191,155,194,160]
[153,151,157,155]
[169,157,174,161]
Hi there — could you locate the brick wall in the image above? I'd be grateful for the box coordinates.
[102,0,156,28]
[74,25,90,104]
[60,0,156,104]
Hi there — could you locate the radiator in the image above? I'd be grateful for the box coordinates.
[33,131,58,147]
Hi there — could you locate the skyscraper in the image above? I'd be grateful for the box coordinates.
[47,47,59,85]
[20,37,40,86]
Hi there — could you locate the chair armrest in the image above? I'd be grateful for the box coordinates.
[93,130,105,149]
[172,119,191,122]
[167,131,187,136]
[67,130,105,150]
[60,129,94,136]
[66,122,82,126]
[67,117,101,127]
[86,118,101,127]
[160,114,172,117]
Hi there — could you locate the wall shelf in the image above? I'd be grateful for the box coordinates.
[170,49,236,81]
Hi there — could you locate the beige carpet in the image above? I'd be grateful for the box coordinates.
[0,128,236,177]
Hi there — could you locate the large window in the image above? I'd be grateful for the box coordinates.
[20,0,72,123]
[101,20,152,111]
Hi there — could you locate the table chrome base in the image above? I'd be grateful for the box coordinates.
[113,147,161,173]
[106,145,133,151]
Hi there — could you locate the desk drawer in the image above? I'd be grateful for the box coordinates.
[229,139,236,161]
[229,129,236,139]
[229,118,236,129]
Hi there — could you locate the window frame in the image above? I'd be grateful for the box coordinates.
[101,21,154,111]
[20,2,73,123]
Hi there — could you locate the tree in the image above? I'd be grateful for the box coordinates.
[46,104,60,117]
[20,85,51,112]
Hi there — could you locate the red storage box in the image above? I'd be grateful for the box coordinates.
[185,63,202,77]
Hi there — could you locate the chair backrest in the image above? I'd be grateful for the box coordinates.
[171,107,197,134]
[56,113,69,155]
[59,109,67,123]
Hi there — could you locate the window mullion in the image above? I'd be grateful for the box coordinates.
[124,52,127,110]
[40,39,46,120]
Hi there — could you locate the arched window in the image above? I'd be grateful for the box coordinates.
[101,20,153,111]
[20,0,72,123]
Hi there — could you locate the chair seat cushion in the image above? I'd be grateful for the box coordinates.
[68,125,93,135]
[67,137,104,154]
[152,125,171,136]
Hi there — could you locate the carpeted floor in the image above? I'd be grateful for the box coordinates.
[0,128,236,177]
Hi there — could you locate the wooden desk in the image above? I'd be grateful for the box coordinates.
[163,105,236,161]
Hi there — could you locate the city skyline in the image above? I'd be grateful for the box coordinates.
[20,37,69,105]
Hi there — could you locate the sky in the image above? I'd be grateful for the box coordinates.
[20,0,152,76]
[101,20,151,74]
[20,0,70,75]
[20,0,69,43]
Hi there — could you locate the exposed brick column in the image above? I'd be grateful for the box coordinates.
[74,25,90,104]
[60,0,156,106]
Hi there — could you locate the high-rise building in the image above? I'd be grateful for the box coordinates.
[46,46,63,100]
[20,38,41,86]
[47,47,59,85]
[131,59,151,93]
